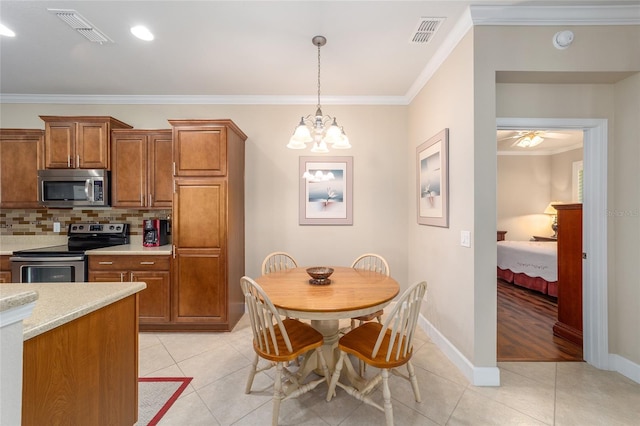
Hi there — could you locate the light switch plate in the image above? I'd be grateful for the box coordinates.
[461,230,471,247]
[53,222,61,232]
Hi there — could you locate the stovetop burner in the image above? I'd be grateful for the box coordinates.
[13,222,130,257]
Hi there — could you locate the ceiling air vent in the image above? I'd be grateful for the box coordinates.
[48,9,113,44]
[410,17,445,44]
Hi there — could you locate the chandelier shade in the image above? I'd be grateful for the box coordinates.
[287,35,351,153]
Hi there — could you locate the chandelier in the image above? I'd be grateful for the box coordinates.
[287,35,351,153]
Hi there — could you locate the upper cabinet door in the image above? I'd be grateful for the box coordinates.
[0,129,44,208]
[173,126,227,177]
[111,132,147,207]
[44,120,76,168]
[148,132,173,208]
[77,121,110,169]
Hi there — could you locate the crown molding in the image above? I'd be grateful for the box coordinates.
[470,4,640,26]
[0,93,407,106]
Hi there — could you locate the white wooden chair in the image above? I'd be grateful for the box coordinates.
[349,253,390,329]
[326,281,427,426]
[241,276,330,426]
[261,252,298,275]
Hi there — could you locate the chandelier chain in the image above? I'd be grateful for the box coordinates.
[317,41,322,110]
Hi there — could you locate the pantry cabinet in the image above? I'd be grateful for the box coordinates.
[169,119,246,331]
[0,129,44,208]
[111,129,173,208]
[88,255,171,325]
[40,116,132,169]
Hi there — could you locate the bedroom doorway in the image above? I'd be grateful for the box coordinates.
[496,127,584,361]
[496,117,609,369]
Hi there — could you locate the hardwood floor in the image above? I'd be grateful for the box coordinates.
[497,279,583,362]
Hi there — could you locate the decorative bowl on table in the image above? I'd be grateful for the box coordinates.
[306,267,334,285]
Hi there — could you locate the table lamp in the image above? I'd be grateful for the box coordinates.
[544,202,559,238]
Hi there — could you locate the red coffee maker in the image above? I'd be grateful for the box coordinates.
[143,219,170,247]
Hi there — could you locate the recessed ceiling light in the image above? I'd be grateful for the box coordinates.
[131,25,154,41]
[0,23,16,37]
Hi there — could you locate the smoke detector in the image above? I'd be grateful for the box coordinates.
[410,17,445,44]
[48,9,113,44]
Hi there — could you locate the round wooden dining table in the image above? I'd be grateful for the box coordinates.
[255,266,400,370]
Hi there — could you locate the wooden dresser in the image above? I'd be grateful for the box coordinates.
[552,203,583,346]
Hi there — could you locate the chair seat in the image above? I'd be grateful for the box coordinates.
[254,318,324,363]
[352,309,383,322]
[338,322,413,369]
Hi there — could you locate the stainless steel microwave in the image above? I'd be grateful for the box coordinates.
[38,169,110,207]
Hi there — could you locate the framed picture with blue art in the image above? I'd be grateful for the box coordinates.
[417,128,449,227]
[299,156,353,225]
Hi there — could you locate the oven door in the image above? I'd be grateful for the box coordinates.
[10,256,87,283]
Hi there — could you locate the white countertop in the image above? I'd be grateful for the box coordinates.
[0,282,146,340]
[0,235,171,256]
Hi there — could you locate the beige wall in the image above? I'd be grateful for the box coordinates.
[0,103,410,285]
[612,73,640,363]
[497,147,583,241]
[408,31,477,361]
[476,24,640,367]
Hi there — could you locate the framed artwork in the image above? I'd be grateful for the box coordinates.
[417,128,449,227]
[299,156,353,225]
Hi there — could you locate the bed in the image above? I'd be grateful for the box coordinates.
[497,240,558,297]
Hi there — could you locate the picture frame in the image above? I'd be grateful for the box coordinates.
[417,128,449,227]
[299,156,353,225]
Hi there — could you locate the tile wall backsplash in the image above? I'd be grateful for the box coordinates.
[0,209,171,236]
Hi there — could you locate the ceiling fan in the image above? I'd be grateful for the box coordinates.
[497,130,571,148]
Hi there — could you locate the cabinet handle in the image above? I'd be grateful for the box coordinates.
[149,194,152,206]
[139,261,155,265]
[76,155,80,168]
[130,272,134,281]
[67,156,71,168]
[141,194,144,206]
[172,162,176,176]
[98,261,113,265]
[120,272,125,282]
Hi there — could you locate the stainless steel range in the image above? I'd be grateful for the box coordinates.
[10,222,129,283]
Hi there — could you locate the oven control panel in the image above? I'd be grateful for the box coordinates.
[68,223,129,235]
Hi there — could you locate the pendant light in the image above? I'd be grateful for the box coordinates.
[287,35,351,153]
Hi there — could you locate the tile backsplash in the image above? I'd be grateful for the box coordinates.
[0,209,171,236]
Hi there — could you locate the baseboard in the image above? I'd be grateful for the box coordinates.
[418,315,500,386]
[609,353,640,384]
[418,314,640,386]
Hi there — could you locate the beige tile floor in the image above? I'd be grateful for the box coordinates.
[139,315,640,425]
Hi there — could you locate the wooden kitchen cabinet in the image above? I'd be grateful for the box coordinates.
[88,255,171,325]
[553,203,583,346]
[0,129,44,208]
[40,116,132,169]
[169,119,247,331]
[0,255,12,283]
[111,129,173,208]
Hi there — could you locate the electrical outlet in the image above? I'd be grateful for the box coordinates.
[460,230,471,248]
[53,222,61,232]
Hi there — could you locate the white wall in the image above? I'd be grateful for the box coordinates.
[0,103,410,286]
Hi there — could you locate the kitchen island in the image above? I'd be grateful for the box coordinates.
[0,281,145,426]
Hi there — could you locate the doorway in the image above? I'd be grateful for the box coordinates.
[496,128,583,361]
[496,117,609,369]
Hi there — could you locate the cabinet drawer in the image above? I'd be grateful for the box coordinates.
[89,255,170,271]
